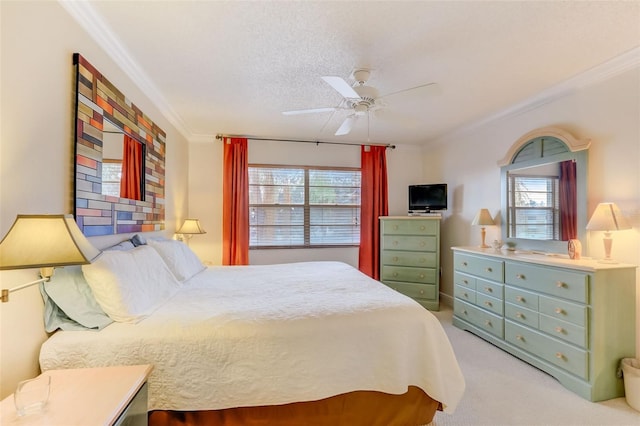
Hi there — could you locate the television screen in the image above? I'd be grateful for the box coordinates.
[409,184,447,212]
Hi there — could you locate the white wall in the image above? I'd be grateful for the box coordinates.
[0,1,190,398]
[188,140,424,268]
[426,68,640,353]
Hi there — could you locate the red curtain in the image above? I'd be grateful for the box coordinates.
[120,135,143,200]
[559,160,577,240]
[222,137,249,265]
[358,145,389,279]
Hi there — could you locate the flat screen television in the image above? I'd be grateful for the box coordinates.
[408,183,447,212]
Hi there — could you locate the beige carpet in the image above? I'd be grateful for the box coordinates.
[427,307,640,426]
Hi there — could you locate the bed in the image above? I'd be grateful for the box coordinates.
[38,238,465,425]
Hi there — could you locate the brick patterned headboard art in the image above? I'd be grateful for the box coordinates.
[73,53,165,236]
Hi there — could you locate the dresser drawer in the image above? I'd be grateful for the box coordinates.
[383,235,437,252]
[476,278,503,299]
[476,293,503,315]
[454,284,476,304]
[505,302,539,328]
[455,299,504,338]
[386,281,436,300]
[539,314,587,348]
[382,266,436,284]
[539,295,587,327]
[506,321,588,380]
[505,262,588,303]
[381,250,436,268]
[505,286,539,311]
[454,253,504,282]
[454,271,476,289]
[382,219,438,236]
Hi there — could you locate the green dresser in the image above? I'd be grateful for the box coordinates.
[452,246,637,401]
[380,216,441,310]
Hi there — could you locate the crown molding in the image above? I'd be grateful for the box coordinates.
[58,0,193,142]
[429,46,640,146]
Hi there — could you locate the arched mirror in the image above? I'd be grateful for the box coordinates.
[499,127,590,253]
[73,53,165,236]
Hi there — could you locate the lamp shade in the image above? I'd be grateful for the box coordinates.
[0,214,100,270]
[471,209,495,226]
[177,219,206,235]
[586,203,631,232]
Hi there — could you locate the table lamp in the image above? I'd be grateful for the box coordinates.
[176,218,206,241]
[472,208,495,248]
[586,202,631,263]
[0,214,101,302]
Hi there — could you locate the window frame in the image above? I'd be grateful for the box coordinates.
[507,173,560,240]
[248,164,362,249]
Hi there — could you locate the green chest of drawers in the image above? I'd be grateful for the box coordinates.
[452,247,636,402]
[380,217,441,310]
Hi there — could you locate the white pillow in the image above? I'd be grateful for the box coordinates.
[147,239,206,282]
[82,245,180,323]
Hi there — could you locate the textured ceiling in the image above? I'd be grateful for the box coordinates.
[64,1,640,145]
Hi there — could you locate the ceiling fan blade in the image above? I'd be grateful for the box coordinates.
[335,116,356,136]
[322,76,361,99]
[282,107,337,115]
[380,82,441,99]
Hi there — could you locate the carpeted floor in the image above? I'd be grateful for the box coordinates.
[426,307,640,426]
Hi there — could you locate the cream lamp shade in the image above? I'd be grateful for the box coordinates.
[177,219,206,235]
[472,209,495,248]
[586,202,631,262]
[0,214,101,302]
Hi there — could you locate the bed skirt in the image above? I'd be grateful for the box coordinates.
[148,386,441,426]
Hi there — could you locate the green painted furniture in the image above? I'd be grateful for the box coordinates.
[452,246,636,401]
[380,216,441,310]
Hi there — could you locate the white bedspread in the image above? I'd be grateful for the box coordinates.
[40,261,464,413]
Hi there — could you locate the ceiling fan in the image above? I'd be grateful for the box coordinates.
[282,69,439,136]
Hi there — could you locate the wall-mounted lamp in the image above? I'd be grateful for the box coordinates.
[0,214,100,302]
[176,219,206,242]
[472,209,495,248]
[586,202,631,263]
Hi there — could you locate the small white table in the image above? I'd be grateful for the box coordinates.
[1,365,152,425]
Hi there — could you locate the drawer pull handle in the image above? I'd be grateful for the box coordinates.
[419,242,426,247]
[516,274,525,280]
[393,272,398,277]
[419,290,424,295]
[419,258,426,263]
[419,274,425,279]
[463,279,469,285]
[555,308,565,315]
[484,287,492,293]
[392,256,399,262]
[485,267,492,272]
[556,281,566,288]
[516,312,524,319]
[393,225,399,230]
[484,301,493,307]
[516,335,524,341]
[462,262,468,267]
[420,226,425,230]
[485,320,492,327]
[555,352,565,360]
[462,310,468,315]
[463,292,468,298]
[555,327,565,334]
[516,296,525,302]
[392,241,399,246]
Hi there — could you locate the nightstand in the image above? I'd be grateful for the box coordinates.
[1,364,152,425]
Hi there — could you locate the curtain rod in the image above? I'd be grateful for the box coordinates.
[215,134,395,149]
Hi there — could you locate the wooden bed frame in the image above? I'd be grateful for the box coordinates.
[148,386,440,426]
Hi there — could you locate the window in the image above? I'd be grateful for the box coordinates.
[102,160,122,198]
[507,174,559,240]
[249,165,361,248]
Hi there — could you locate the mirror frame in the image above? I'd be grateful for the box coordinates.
[73,53,166,236]
[499,127,590,253]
